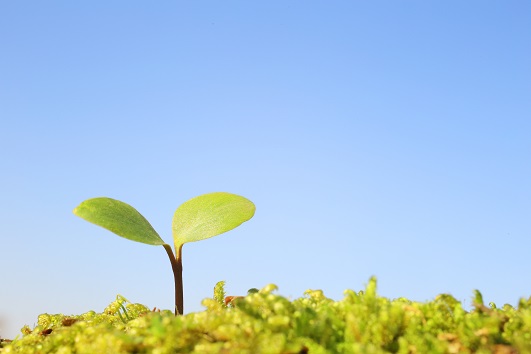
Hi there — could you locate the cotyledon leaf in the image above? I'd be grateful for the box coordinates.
[172,192,255,250]
[74,197,165,246]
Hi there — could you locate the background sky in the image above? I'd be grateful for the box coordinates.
[1,1,530,339]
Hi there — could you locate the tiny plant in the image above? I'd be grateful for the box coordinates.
[73,192,255,315]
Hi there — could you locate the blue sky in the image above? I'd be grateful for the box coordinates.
[1,1,530,339]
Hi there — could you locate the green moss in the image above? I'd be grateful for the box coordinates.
[2,278,530,353]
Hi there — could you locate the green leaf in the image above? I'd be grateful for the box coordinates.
[74,197,165,246]
[172,192,255,250]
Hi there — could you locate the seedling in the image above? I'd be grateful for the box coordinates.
[73,192,255,315]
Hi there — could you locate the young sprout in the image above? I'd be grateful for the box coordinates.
[73,192,255,315]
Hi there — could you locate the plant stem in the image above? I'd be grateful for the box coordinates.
[163,244,183,315]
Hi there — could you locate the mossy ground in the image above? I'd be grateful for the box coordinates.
[2,278,530,353]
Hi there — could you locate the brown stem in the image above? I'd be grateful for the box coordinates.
[163,243,183,315]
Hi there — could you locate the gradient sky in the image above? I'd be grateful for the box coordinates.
[1,1,530,339]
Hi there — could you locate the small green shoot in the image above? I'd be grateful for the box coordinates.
[73,192,255,315]
[214,281,227,307]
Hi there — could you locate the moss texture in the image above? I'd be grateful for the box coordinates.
[2,278,530,353]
